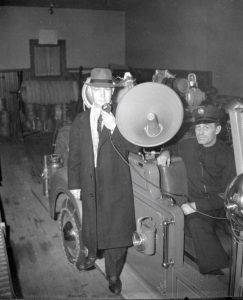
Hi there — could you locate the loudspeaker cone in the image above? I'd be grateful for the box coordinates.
[144,113,162,137]
[116,82,184,147]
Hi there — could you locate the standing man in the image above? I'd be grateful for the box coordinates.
[68,68,139,295]
[157,105,236,275]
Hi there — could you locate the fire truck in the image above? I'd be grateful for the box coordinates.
[42,72,243,298]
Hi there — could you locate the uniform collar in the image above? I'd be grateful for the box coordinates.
[197,139,220,152]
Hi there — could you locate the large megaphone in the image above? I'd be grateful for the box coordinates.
[116,82,184,147]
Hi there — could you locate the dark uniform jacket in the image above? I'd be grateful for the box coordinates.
[68,109,140,251]
[171,137,236,211]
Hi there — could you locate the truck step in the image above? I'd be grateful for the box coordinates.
[95,258,160,299]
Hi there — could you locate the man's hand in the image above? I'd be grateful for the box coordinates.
[102,111,116,132]
[157,150,171,167]
[70,189,81,200]
[181,202,196,215]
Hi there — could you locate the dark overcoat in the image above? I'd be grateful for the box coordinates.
[68,109,140,252]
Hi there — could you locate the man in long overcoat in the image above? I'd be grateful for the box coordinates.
[68,68,139,295]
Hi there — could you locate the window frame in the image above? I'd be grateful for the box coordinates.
[29,39,66,78]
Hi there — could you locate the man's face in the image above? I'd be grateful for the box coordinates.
[195,122,221,147]
[91,87,113,108]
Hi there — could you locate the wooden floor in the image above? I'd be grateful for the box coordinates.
[0,133,122,299]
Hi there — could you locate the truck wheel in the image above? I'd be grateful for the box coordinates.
[59,196,87,270]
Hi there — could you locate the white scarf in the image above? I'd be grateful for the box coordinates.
[90,106,102,168]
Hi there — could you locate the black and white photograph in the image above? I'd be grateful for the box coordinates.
[0,0,242,299]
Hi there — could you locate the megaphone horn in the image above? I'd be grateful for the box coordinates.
[116,82,184,147]
[144,112,163,137]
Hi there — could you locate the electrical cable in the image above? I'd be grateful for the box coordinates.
[109,132,228,221]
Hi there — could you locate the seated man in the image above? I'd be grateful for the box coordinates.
[157,105,236,275]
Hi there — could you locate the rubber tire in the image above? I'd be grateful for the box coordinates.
[59,196,87,270]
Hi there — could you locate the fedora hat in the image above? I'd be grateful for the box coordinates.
[85,68,117,88]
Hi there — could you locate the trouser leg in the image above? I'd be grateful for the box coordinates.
[104,247,127,278]
[185,211,229,274]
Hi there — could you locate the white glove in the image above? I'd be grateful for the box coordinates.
[70,189,81,200]
[101,111,116,133]
[181,202,196,215]
[157,150,171,167]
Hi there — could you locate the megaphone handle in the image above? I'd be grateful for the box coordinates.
[102,103,111,113]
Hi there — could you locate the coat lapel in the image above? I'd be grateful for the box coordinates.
[81,110,95,167]
[81,110,109,165]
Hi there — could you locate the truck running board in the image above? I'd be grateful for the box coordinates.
[95,257,160,298]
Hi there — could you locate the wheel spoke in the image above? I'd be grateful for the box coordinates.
[59,196,83,267]
[62,210,78,257]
